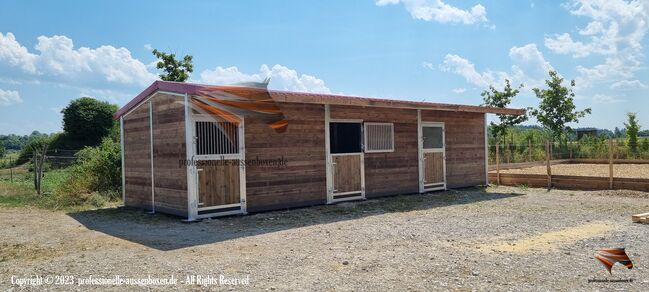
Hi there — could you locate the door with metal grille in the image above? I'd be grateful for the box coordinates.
[193,117,245,217]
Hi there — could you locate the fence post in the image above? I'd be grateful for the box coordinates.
[9,156,12,183]
[496,143,500,185]
[528,139,532,162]
[546,140,552,189]
[609,138,614,189]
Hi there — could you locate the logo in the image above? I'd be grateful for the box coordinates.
[594,248,633,274]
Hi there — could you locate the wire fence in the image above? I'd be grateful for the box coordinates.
[488,139,649,165]
[0,149,79,183]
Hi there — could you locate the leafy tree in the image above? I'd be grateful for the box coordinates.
[528,71,591,141]
[0,143,5,158]
[481,79,528,144]
[624,112,640,154]
[61,97,118,149]
[152,49,193,82]
[614,127,622,138]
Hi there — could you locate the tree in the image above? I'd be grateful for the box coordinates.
[61,97,118,149]
[614,127,622,138]
[528,71,591,141]
[481,79,528,144]
[0,143,5,158]
[27,136,51,195]
[152,49,193,82]
[624,112,640,154]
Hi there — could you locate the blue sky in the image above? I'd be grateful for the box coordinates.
[0,0,648,135]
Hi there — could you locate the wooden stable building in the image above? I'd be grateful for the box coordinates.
[114,81,524,220]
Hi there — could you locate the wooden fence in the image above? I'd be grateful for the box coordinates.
[490,138,649,192]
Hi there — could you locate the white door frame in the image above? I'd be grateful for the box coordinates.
[187,107,247,219]
[418,121,447,192]
[324,105,365,203]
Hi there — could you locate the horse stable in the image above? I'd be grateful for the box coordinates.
[114,80,525,220]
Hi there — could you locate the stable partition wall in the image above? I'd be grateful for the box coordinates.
[150,93,188,216]
[122,102,153,210]
[122,92,188,218]
[244,102,328,212]
[421,110,486,188]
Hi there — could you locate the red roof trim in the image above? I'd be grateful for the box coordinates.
[114,81,525,120]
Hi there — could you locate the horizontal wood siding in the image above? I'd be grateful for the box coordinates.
[123,102,152,210]
[245,103,327,212]
[421,111,485,188]
[331,106,419,197]
[152,93,187,216]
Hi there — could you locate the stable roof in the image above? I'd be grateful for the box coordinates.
[114,80,525,119]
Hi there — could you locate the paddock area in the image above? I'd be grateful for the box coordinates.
[1,186,648,290]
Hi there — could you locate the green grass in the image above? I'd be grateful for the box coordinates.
[0,167,120,211]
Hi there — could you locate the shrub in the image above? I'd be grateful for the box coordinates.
[55,137,121,201]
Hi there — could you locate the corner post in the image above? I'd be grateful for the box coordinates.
[120,116,125,206]
[184,93,198,221]
[149,101,155,214]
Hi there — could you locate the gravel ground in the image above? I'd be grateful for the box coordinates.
[498,163,649,179]
[2,186,649,291]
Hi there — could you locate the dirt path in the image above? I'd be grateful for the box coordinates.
[2,187,649,291]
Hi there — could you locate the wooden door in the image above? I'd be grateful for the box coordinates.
[197,160,241,207]
[332,154,362,197]
[421,123,446,191]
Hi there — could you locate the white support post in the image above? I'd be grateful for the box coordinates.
[184,93,198,221]
[324,104,332,203]
[149,101,155,214]
[239,117,247,214]
[120,117,125,206]
[417,110,424,193]
[484,113,489,185]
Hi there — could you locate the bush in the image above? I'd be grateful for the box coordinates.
[55,137,121,201]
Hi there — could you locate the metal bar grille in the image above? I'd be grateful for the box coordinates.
[196,121,239,155]
[365,123,394,152]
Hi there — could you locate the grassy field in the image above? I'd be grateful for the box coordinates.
[0,165,119,211]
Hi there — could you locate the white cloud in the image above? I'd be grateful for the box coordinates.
[0,33,37,73]
[199,64,331,93]
[611,79,648,89]
[422,61,435,70]
[439,43,553,89]
[0,32,157,87]
[143,44,153,51]
[592,94,624,103]
[544,0,649,88]
[375,0,489,25]
[452,87,466,93]
[0,88,22,106]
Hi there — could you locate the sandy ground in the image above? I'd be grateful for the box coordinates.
[2,186,649,291]
[498,163,649,179]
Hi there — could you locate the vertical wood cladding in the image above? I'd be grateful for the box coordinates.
[421,110,486,188]
[330,106,419,197]
[244,103,327,212]
[151,94,187,216]
[122,102,152,210]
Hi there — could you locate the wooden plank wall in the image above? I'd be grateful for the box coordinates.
[198,161,240,206]
[330,106,420,197]
[421,110,486,188]
[123,102,152,210]
[332,154,362,193]
[151,93,187,216]
[244,102,327,212]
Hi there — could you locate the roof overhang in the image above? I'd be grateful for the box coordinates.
[113,81,525,120]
